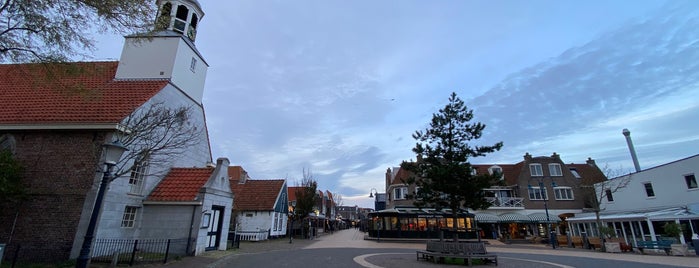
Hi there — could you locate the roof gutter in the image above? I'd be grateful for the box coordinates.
[143,200,203,206]
[0,123,124,131]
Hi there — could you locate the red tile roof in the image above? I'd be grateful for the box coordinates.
[231,179,285,211]
[147,167,214,202]
[0,62,168,125]
[228,166,247,181]
[288,186,304,201]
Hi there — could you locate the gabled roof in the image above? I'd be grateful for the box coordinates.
[147,167,214,202]
[228,167,284,211]
[0,62,168,126]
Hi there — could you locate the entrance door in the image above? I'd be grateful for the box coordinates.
[206,206,225,250]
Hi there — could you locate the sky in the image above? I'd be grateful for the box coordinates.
[91,0,699,209]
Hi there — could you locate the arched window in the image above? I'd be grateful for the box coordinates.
[155,2,172,30]
[188,13,199,41]
[173,5,189,33]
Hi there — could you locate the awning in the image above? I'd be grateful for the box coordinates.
[498,212,531,223]
[528,213,560,223]
[475,213,500,223]
[567,207,699,223]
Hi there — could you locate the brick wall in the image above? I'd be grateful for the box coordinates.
[0,130,104,263]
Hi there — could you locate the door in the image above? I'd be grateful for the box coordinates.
[206,206,225,250]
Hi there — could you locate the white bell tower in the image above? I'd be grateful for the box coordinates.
[115,0,208,105]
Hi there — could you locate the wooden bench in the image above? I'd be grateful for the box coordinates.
[556,235,568,247]
[588,237,602,250]
[571,236,583,248]
[416,241,498,266]
[635,240,673,255]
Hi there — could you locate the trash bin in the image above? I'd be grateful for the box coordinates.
[693,239,699,256]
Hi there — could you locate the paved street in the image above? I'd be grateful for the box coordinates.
[144,229,698,268]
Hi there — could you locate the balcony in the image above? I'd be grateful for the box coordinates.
[486,197,524,209]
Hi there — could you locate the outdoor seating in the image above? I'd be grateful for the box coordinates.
[588,237,602,250]
[416,240,498,266]
[635,240,673,255]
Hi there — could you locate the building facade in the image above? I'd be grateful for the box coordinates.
[0,0,232,262]
[567,154,699,247]
[377,153,606,241]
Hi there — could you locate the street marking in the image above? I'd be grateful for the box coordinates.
[500,256,575,268]
[354,253,575,268]
[354,253,407,268]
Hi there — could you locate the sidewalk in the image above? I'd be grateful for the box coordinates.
[123,229,698,268]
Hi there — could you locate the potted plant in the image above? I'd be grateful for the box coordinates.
[663,222,688,256]
[599,226,620,253]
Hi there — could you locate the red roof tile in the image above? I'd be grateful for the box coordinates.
[147,168,214,202]
[230,179,285,211]
[288,186,304,202]
[0,62,168,125]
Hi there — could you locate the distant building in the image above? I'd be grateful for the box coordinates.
[229,166,288,240]
[373,152,606,240]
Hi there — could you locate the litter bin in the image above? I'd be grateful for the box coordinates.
[693,239,699,256]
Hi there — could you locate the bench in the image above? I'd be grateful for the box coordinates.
[571,236,583,248]
[416,241,497,266]
[635,240,673,255]
[556,235,568,247]
[588,237,602,250]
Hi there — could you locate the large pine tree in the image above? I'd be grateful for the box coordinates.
[402,92,503,239]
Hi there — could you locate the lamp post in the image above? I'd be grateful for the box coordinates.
[368,188,379,242]
[289,203,296,244]
[76,140,128,268]
[529,179,557,249]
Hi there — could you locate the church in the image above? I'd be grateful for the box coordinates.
[0,0,233,263]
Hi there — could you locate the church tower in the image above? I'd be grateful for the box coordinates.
[115,0,208,105]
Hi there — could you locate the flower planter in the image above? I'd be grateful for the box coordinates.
[671,244,688,256]
[604,242,621,253]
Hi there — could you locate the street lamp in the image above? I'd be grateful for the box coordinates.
[289,202,296,244]
[528,179,557,249]
[76,140,128,268]
[368,188,380,242]
[369,188,378,198]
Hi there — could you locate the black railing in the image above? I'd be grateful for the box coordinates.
[91,238,189,265]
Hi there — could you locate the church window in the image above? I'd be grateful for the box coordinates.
[174,5,189,33]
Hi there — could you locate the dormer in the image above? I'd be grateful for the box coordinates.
[488,165,504,180]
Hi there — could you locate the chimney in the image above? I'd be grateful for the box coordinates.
[622,128,641,172]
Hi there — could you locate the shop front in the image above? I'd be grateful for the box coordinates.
[367,208,477,239]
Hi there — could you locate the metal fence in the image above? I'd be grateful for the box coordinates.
[91,238,190,265]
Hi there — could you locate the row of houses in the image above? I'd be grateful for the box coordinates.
[371,151,699,248]
[371,152,607,240]
[0,0,342,263]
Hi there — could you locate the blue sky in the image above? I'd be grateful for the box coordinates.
[92,0,699,209]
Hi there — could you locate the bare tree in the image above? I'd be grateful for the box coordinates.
[111,102,202,179]
[580,165,633,252]
[1,0,155,63]
[333,193,343,207]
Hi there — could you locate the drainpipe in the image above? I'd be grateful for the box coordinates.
[186,205,197,255]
